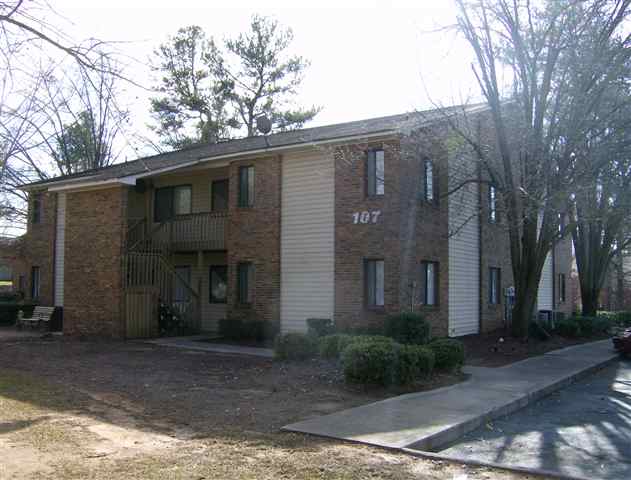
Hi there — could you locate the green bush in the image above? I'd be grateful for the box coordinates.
[573,316,611,337]
[384,312,431,345]
[599,311,631,328]
[318,334,354,359]
[429,338,465,371]
[342,339,398,385]
[350,335,396,345]
[343,324,385,336]
[395,345,435,385]
[306,318,335,337]
[555,317,582,337]
[616,311,631,327]
[274,333,317,360]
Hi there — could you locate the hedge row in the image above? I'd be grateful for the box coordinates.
[273,331,464,387]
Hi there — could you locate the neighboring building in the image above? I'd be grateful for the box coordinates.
[0,237,21,293]
[15,105,573,338]
[598,250,631,312]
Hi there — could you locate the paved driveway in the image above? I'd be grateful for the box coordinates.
[441,360,631,480]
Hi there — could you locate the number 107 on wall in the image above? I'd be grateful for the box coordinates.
[352,210,381,224]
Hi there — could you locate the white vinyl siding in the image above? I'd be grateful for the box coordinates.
[281,150,335,333]
[537,252,553,311]
[54,193,66,307]
[448,153,480,337]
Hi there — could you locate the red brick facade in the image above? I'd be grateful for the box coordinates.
[15,118,576,338]
[63,187,127,337]
[226,155,281,327]
[13,190,56,305]
[333,139,403,332]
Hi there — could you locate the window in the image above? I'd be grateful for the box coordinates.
[211,179,229,212]
[365,259,385,307]
[237,262,254,304]
[32,193,42,224]
[420,261,439,306]
[173,186,192,215]
[31,266,40,300]
[209,265,227,303]
[173,266,191,303]
[558,273,566,303]
[489,267,501,304]
[367,149,385,196]
[489,184,497,222]
[424,159,435,202]
[154,185,192,222]
[238,166,255,207]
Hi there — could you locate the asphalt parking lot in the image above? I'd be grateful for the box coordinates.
[441,359,631,479]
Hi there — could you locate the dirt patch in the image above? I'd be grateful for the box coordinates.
[0,334,535,479]
[462,328,609,367]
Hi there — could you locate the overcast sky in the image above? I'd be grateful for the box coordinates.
[48,0,480,157]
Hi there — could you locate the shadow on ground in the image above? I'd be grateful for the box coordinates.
[441,359,631,480]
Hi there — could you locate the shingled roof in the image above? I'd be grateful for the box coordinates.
[23,103,485,190]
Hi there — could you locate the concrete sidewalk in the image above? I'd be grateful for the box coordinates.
[283,340,617,452]
[143,335,274,358]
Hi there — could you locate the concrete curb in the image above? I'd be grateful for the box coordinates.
[402,448,592,480]
[407,349,618,452]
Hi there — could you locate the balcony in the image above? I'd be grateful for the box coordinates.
[127,212,228,253]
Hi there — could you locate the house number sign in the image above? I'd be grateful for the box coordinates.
[352,210,381,224]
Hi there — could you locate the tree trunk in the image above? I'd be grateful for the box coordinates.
[581,285,600,317]
[511,280,538,338]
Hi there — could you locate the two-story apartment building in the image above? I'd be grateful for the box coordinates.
[14,105,573,338]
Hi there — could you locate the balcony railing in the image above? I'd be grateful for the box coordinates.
[127,212,227,252]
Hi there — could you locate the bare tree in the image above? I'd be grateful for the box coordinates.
[453,0,631,336]
[0,57,129,228]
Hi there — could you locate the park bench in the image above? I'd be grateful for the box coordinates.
[17,306,55,331]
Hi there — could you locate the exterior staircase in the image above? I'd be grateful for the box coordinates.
[122,217,201,338]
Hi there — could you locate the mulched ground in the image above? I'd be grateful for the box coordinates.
[0,335,464,435]
[0,331,549,479]
[462,328,610,367]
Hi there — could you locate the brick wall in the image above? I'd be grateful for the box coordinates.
[399,128,451,337]
[554,235,574,316]
[63,187,127,337]
[333,139,403,332]
[479,181,514,332]
[13,190,56,305]
[226,156,281,326]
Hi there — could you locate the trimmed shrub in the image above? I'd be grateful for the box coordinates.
[573,316,608,337]
[599,311,631,328]
[343,324,385,336]
[555,317,582,337]
[350,335,396,345]
[429,338,465,371]
[274,333,317,361]
[342,339,398,385]
[616,311,631,327]
[384,312,431,345]
[395,345,435,385]
[306,318,335,337]
[318,334,354,359]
